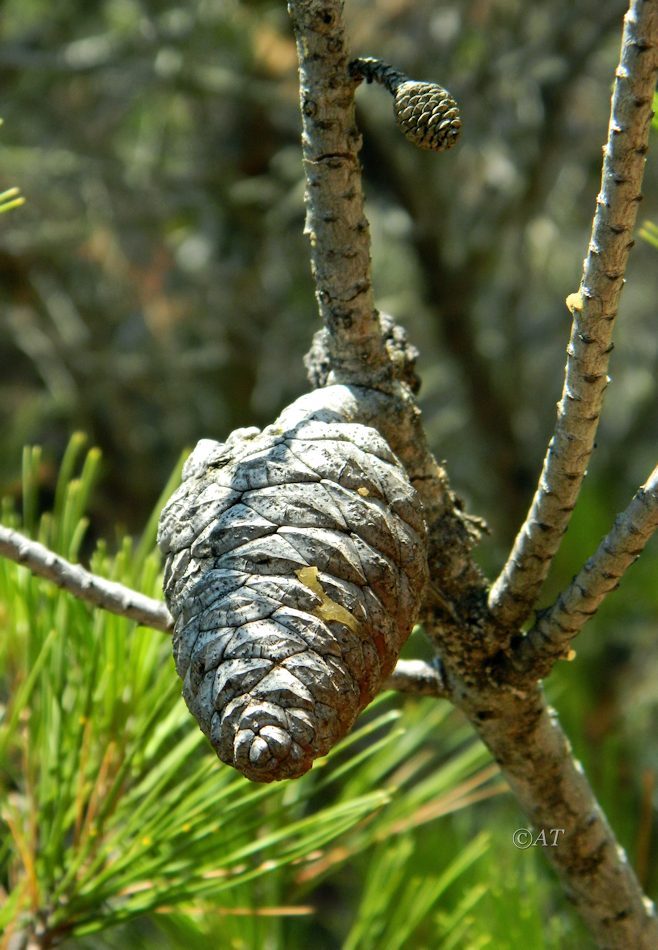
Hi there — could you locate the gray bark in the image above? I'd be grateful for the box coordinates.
[0,521,442,700]
[286,0,658,945]
[0,0,656,945]
[0,524,172,632]
[507,463,658,680]
[489,0,658,629]
[289,0,389,385]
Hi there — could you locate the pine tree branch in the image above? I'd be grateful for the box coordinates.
[384,658,450,698]
[0,522,448,699]
[502,463,658,680]
[285,363,658,945]
[0,524,173,632]
[287,0,389,386]
[459,683,658,947]
[489,0,658,628]
[8,526,655,945]
[284,1,658,940]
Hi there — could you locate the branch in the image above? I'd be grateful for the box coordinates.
[350,6,624,539]
[501,464,658,681]
[0,522,451,701]
[384,658,450,699]
[289,5,658,942]
[0,524,173,632]
[460,683,658,947]
[287,385,658,943]
[489,0,658,628]
[5,527,657,946]
[287,0,389,385]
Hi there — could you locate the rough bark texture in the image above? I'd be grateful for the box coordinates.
[1,0,656,945]
[489,0,658,629]
[288,0,389,385]
[506,463,658,680]
[288,0,658,945]
[158,389,428,782]
[296,312,658,949]
[457,683,658,949]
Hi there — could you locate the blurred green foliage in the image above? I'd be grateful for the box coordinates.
[0,187,24,215]
[0,0,657,945]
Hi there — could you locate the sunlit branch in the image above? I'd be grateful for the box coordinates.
[506,464,658,679]
[489,0,658,628]
[287,0,389,385]
[0,524,173,632]
[0,523,449,700]
[384,658,450,699]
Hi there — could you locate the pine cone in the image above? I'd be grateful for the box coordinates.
[393,81,461,152]
[158,389,428,783]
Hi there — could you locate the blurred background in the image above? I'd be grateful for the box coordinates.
[0,0,657,945]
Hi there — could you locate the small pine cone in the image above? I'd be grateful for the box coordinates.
[393,81,461,152]
[158,388,428,783]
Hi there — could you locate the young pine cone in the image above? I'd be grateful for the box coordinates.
[350,57,461,153]
[158,388,428,783]
[393,81,461,152]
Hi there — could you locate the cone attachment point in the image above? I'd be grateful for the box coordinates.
[350,57,461,153]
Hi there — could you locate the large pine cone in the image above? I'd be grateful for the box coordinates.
[158,389,428,782]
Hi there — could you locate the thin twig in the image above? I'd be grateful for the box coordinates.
[0,524,173,632]
[0,522,449,700]
[384,658,450,698]
[502,464,658,680]
[352,7,625,539]
[489,0,658,628]
[287,0,389,386]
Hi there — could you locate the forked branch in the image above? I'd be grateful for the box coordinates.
[2,0,656,945]
[489,0,658,629]
[287,0,658,943]
[504,463,658,680]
